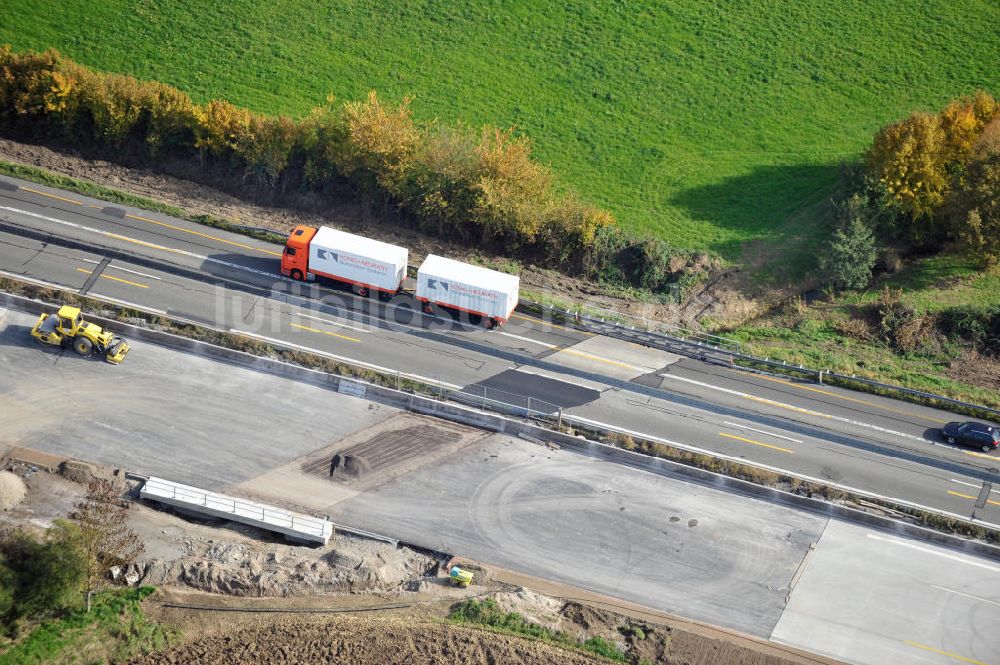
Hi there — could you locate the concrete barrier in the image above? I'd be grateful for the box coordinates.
[2,290,998,561]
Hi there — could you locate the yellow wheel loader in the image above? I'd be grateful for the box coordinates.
[30,305,130,364]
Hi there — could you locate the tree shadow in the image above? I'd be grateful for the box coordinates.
[668,162,843,286]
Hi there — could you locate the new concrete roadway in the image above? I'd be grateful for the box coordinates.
[1,314,996,665]
[1,174,998,530]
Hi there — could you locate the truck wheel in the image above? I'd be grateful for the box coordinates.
[486,318,499,330]
[74,337,93,356]
[290,269,304,281]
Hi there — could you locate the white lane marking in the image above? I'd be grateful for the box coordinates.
[94,421,129,435]
[950,479,1000,495]
[721,421,803,444]
[497,331,557,348]
[930,585,1000,607]
[513,366,602,391]
[563,413,1000,530]
[661,373,928,444]
[0,205,287,282]
[88,294,167,315]
[294,311,369,334]
[81,258,161,280]
[866,533,1000,573]
[232,329,463,390]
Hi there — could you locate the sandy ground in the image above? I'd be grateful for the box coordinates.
[0,446,838,665]
[0,138,756,327]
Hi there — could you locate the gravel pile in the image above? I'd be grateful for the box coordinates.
[0,471,27,510]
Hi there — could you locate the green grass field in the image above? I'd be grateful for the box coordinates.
[2,0,999,280]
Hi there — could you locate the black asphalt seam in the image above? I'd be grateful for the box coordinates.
[77,256,110,295]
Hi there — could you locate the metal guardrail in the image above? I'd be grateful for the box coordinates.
[452,384,561,423]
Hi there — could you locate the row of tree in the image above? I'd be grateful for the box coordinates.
[0,46,707,294]
[822,91,999,290]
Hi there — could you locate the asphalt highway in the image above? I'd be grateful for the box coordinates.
[1,174,998,526]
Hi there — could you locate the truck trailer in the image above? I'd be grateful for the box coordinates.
[281,225,408,297]
[416,254,519,328]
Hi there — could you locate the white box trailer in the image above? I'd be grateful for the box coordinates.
[416,254,519,327]
[283,225,408,295]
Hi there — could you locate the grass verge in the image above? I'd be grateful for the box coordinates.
[0,587,173,665]
[449,598,626,662]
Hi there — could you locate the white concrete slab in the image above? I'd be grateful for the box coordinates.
[141,476,333,545]
[547,335,681,381]
[771,519,1000,665]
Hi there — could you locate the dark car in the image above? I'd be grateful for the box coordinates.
[941,421,1000,453]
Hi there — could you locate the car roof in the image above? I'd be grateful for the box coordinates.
[963,421,994,431]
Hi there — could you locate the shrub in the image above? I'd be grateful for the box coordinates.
[874,287,916,350]
[938,305,1000,355]
[582,636,627,661]
[0,525,87,629]
[820,215,877,290]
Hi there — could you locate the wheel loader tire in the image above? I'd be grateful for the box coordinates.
[74,337,93,356]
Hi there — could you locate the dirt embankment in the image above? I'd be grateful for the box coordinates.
[0,138,757,327]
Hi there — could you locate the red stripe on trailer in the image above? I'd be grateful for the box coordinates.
[416,296,508,324]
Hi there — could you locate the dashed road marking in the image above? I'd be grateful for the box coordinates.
[21,186,83,205]
[76,267,148,289]
[721,421,803,443]
[290,322,362,343]
[718,431,794,454]
[903,640,990,665]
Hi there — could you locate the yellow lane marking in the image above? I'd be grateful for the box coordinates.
[749,372,947,424]
[904,641,990,665]
[963,450,999,459]
[76,267,148,289]
[510,313,593,336]
[719,432,794,454]
[125,213,283,257]
[21,186,83,205]
[745,393,831,417]
[560,347,643,371]
[105,231,186,255]
[290,322,361,343]
[947,490,1000,507]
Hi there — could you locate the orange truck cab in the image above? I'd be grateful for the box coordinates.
[281,225,317,281]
